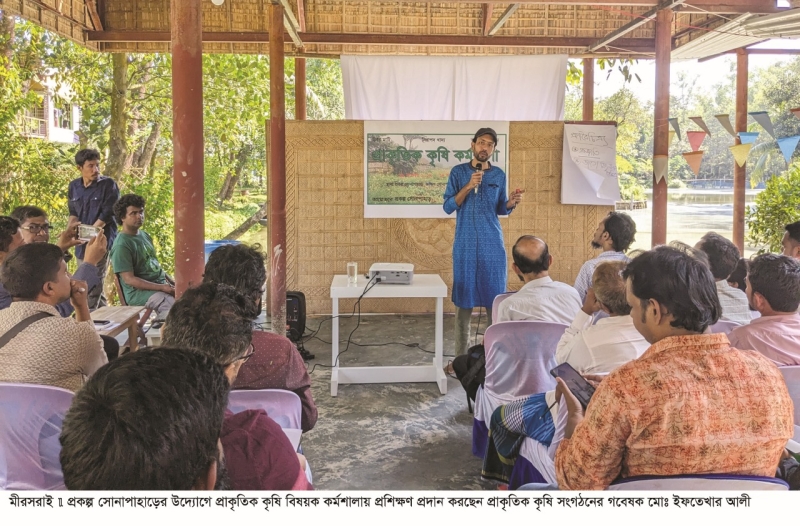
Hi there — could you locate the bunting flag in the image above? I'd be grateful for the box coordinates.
[687,131,707,152]
[682,151,704,176]
[729,143,752,167]
[715,114,737,138]
[777,136,800,164]
[738,131,759,144]
[791,107,800,120]
[749,111,775,138]
[668,130,677,147]
[689,117,712,136]
[653,155,668,185]
[668,118,681,140]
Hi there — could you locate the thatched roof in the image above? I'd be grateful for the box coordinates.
[0,0,788,58]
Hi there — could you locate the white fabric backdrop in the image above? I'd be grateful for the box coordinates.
[341,55,567,121]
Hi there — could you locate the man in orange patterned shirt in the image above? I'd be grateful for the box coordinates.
[553,244,794,490]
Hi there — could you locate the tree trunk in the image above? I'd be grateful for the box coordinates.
[223,145,253,201]
[223,202,267,240]
[105,53,129,180]
[133,122,161,170]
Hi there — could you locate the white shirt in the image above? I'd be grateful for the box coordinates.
[573,251,630,301]
[716,280,751,326]
[0,302,105,392]
[555,310,650,375]
[495,276,581,324]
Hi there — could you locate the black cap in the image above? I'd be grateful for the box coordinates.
[473,127,498,145]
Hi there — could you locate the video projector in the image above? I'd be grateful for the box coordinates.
[368,263,415,285]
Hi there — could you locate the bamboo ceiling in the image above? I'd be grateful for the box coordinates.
[0,0,786,57]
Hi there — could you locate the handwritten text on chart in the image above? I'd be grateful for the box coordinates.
[8,492,754,512]
[568,132,609,148]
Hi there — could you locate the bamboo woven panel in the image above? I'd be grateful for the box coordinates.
[277,121,611,315]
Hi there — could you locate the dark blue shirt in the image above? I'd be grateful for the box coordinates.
[68,175,119,259]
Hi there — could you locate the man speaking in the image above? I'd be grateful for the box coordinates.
[443,127,524,371]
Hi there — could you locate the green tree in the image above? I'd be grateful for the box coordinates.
[746,160,800,253]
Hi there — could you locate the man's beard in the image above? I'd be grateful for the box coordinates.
[214,457,231,490]
[591,240,602,249]
[475,152,490,162]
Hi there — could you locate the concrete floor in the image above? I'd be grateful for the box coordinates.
[297,312,496,490]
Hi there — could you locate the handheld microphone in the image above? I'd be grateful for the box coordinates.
[474,162,483,194]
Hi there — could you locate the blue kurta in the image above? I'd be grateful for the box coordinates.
[443,163,512,309]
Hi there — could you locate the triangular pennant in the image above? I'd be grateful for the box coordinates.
[715,114,737,138]
[791,107,800,120]
[777,136,800,164]
[690,117,712,136]
[668,130,676,147]
[682,151,704,176]
[653,155,668,185]
[749,111,775,139]
[728,143,752,167]
[687,131,707,152]
[668,118,681,140]
[738,131,759,144]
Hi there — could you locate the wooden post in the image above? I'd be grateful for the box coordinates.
[295,57,307,120]
[270,2,287,337]
[651,8,672,247]
[171,0,204,297]
[582,58,594,120]
[732,48,748,253]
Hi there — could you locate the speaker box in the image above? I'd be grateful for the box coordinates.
[286,291,306,343]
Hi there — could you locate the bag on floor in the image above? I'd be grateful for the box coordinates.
[452,343,485,413]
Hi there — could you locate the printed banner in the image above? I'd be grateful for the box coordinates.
[749,111,775,139]
[777,136,800,164]
[653,155,668,185]
[687,131,707,152]
[738,131,759,144]
[715,114,737,138]
[364,121,509,218]
[729,143,752,167]
[689,117,712,136]
[668,118,681,140]
[682,151,705,176]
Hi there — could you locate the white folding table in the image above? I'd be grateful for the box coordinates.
[329,274,448,396]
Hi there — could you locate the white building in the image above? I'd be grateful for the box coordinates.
[20,77,80,144]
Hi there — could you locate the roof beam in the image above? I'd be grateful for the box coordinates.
[487,4,520,36]
[585,0,686,53]
[86,31,655,51]
[297,0,306,32]
[85,0,103,31]
[482,4,494,37]
[277,0,304,48]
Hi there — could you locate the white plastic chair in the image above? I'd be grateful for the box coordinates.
[228,389,304,452]
[0,382,74,490]
[607,474,788,490]
[779,365,800,447]
[709,319,741,335]
[472,321,567,457]
[491,293,514,324]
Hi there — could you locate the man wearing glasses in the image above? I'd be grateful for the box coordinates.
[443,128,524,369]
[4,206,107,317]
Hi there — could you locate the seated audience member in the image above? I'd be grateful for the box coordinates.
[161,282,312,491]
[0,243,106,391]
[695,232,751,325]
[495,235,581,324]
[550,245,793,490]
[782,220,800,261]
[728,253,800,366]
[109,194,174,320]
[8,206,117,359]
[727,257,748,294]
[482,260,649,484]
[573,211,636,301]
[60,348,230,490]
[204,243,318,432]
[0,216,25,308]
